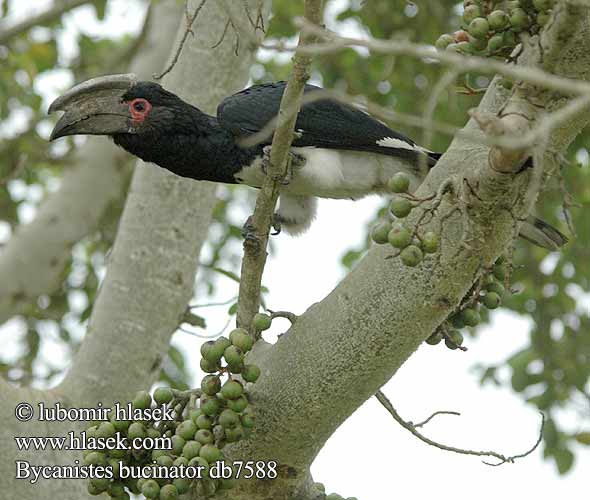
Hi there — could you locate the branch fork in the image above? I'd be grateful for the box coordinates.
[470,108,533,174]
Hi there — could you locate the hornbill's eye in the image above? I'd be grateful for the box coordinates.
[128,98,152,122]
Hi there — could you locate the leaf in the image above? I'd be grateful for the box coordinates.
[506,347,536,370]
[553,447,575,475]
[80,305,93,323]
[94,0,108,20]
[543,418,560,448]
[167,345,185,371]
[574,432,590,445]
[341,249,364,270]
[478,365,500,386]
[210,266,241,283]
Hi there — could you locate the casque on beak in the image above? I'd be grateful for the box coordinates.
[49,73,139,141]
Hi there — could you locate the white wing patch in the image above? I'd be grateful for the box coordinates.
[376,137,417,151]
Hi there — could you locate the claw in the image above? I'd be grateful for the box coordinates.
[271,214,283,235]
[261,146,306,186]
[290,152,306,168]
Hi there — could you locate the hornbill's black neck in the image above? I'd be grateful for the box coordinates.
[112,106,260,184]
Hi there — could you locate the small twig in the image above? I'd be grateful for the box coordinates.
[154,0,209,80]
[178,326,215,338]
[385,178,454,261]
[422,69,459,149]
[440,324,468,352]
[233,26,241,56]
[457,74,489,95]
[211,17,233,49]
[412,410,461,429]
[217,0,261,53]
[254,0,266,32]
[557,167,580,236]
[184,1,194,35]
[178,315,231,339]
[267,310,299,324]
[156,388,202,433]
[240,0,267,33]
[189,296,238,309]
[214,317,233,337]
[375,390,544,466]
[242,0,257,29]
[181,310,206,329]
[171,388,202,400]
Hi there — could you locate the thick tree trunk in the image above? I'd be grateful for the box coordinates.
[1,1,269,499]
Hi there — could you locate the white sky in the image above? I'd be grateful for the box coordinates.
[2,1,588,499]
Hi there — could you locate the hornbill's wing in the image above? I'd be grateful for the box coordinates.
[217,81,438,165]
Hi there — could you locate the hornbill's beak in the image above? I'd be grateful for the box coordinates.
[49,73,138,141]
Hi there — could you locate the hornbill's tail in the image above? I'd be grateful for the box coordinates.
[519,216,568,250]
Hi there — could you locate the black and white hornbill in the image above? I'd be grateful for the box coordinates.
[48,73,566,249]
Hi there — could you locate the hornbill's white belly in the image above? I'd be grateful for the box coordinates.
[235,146,425,236]
[236,146,423,200]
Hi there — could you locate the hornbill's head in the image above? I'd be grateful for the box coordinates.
[49,73,186,142]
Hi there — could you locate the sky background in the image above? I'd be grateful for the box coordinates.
[2,1,588,499]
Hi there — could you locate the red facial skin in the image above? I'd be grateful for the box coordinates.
[128,98,152,124]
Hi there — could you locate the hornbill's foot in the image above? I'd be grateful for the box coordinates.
[241,216,261,253]
[261,145,306,185]
[242,214,284,245]
[271,213,284,235]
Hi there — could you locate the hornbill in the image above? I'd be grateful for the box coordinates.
[48,74,566,249]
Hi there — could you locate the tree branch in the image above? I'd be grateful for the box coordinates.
[412,409,461,428]
[236,0,324,333]
[375,390,543,466]
[0,0,93,45]
[153,0,209,80]
[290,16,590,95]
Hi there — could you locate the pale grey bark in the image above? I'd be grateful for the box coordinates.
[0,2,179,326]
[1,1,268,499]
